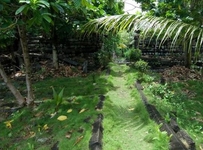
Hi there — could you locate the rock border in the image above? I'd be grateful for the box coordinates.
[135,81,196,150]
[89,95,105,150]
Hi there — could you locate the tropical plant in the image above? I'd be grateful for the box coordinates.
[83,9,203,68]
[134,59,149,72]
[124,48,141,61]
[51,87,64,111]
[0,0,124,106]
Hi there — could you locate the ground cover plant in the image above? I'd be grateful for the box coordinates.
[141,66,203,150]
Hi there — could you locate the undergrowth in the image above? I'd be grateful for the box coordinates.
[143,72,203,149]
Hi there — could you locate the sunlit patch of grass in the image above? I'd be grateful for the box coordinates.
[102,63,168,150]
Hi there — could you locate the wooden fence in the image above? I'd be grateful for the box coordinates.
[134,36,203,69]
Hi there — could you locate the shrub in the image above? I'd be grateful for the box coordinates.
[124,48,141,61]
[134,60,149,72]
[97,50,112,68]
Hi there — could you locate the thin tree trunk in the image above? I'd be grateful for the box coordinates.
[0,63,25,106]
[52,26,58,69]
[183,41,192,68]
[52,44,58,69]
[17,25,34,105]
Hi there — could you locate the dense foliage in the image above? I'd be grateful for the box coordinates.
[136,0,203,26]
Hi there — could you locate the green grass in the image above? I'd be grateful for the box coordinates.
[0,64,171,150]
[102,63,170,150]
[0,72,111,150]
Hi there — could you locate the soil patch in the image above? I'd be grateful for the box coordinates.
[161,66,201,83]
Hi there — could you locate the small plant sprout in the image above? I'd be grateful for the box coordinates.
[51,86,64,111]
[27,143,34,150]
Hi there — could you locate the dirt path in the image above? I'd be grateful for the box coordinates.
[102,64,154,150]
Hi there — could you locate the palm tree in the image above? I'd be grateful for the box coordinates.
[83,11,203,68]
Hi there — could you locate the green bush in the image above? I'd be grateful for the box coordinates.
[134,60,149,72]
[124,48,141,61]
[97,50,112,68]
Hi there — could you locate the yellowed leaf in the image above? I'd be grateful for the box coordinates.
[43,124,49,130]
[34,111,43,117]
[74,136,84,145]
[128,108,135,111]
[57,115,67,121]
[50,112,57,118]
[67,109,73,113]
[4,120,13,129]
[79,109,86,114]
[66,133,71,139]
[29,131,36,138]
[65,131,72,139]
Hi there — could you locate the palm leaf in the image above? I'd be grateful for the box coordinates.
[82,14,203,52]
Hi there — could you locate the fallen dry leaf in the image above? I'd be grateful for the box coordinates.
[35,111,43,117]
[4,120,13,129]
[128,108,135,111]
[29,131,36,138]
[65,130,73,139]
[74,136,84,145]
[57,115,67,121]
[79,109,86,114]
[43,124,49,130]
[67,109,73,113]
[50,112,57,118]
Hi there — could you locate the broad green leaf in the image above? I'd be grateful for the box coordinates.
[50,2,59,13]
[43,15,52,23]
[37,0,50,8]
[57,88,64,105]
[54,3,64,13]
[73,0,81,8]
[19,0,30,4]
[0,5,3,11]
[51,87,58,103]
[15,5,27,15]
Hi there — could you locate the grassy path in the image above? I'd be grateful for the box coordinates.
[102,64,154,150]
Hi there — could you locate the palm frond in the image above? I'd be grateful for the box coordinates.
[82,14,203,52]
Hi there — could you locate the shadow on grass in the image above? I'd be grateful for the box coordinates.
[103,96,150,130]
[33,72,115,101]
[102,96,153,150]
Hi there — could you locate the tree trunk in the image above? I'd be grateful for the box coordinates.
[51,26,59,69]
[52,44,59,69]
[183,41,192,68]
[0,63,25,106]
[17,25,34,105]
